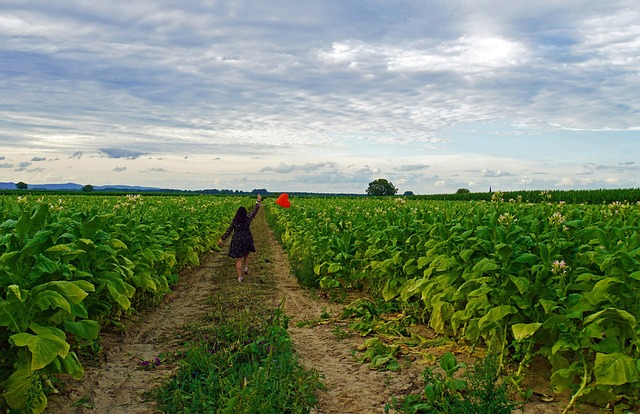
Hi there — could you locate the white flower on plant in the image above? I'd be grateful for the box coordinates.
[491,191,504,202]
[548,212,566,226]
[552,260,568,275]
[498,212,517,226]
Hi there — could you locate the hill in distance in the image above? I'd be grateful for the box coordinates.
[0,182,163,191]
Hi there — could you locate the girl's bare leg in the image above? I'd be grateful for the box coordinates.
[242,255,250,274]
[235,258,244,281]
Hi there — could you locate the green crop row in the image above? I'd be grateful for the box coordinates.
[267,196,640,412]
[0,194,242,413]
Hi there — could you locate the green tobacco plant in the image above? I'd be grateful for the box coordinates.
[386,352,519,414]
[0,204,98,412]
[1,285,97,412]
[355,337,402,371]
[0,195,240,412]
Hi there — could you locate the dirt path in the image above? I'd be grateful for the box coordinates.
[45,208,579,414]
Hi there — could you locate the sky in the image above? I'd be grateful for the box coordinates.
[1,1,639,194]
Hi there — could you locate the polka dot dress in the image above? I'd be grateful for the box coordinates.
[221,202,260,258]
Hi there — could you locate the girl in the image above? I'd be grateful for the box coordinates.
[218,194,262,282]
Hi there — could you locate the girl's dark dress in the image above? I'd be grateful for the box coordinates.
[221,202,260,258]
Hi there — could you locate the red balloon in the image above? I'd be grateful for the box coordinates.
[275,193,291,208]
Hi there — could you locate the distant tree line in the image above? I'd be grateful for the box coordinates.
[417,188,640,204]
[8,180,640,204]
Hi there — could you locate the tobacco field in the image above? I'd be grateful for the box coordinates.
[267,193,640,412]
[0,194,239,412]
[1,191,640,413]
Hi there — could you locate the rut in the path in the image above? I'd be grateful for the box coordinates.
[45,208,425,414]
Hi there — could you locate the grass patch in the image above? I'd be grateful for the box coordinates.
[155,244,323,413]
[156,306,322,413]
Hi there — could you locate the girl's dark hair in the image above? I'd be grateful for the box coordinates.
[233,206,248,224]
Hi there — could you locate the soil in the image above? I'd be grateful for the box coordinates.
[45,210,601,414]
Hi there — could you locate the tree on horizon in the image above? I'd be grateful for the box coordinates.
[366,179,398,196]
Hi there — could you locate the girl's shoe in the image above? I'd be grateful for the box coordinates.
[243,267,249,275]
[237,277,243,282]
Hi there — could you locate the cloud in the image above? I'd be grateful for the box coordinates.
[14,161,32,171]
[319,36,532,75]
[142,168,167,173]
[393,164,430,172]
[99,148,146,159]
[582,162,640,173]
[0,1,638,194]
[481,169,515,177]
[260,162,337,174]
[31,156,46,161]
[0,163,14,168]
[355,165,381,174]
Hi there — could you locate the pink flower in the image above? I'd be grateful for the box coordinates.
[552,260,568,275]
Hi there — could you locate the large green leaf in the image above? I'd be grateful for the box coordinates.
[29,204,50,236]
[10,329,70,371]
[552,333,581,355]
[472,258,499,273]
[33,281,90,305]
[0,250,20,268]
[382,279,399,301]
[131,272,158,292]
[21,230,53,257]
[512,252,539,264]
[459,248,474,262]
[495,243,514,260]
[63,319,100,340]
[2,362,48,413]
[550,364,580,393]
[33,290,71,313]
[45,244,73,253]
[15,210,31,240]
[584,307,636,329]
[478,305,517,330]
[30,254,59,278]
[594,352,640,386]
[59,351,85,380]
[509,275,530,295]
[111,238,128,249]
[399,277,428,301]
[512,322,543,341]
[0,285,27,331]
[106,279,133,309]
[429,301,455,334]
[439,352,465,376]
